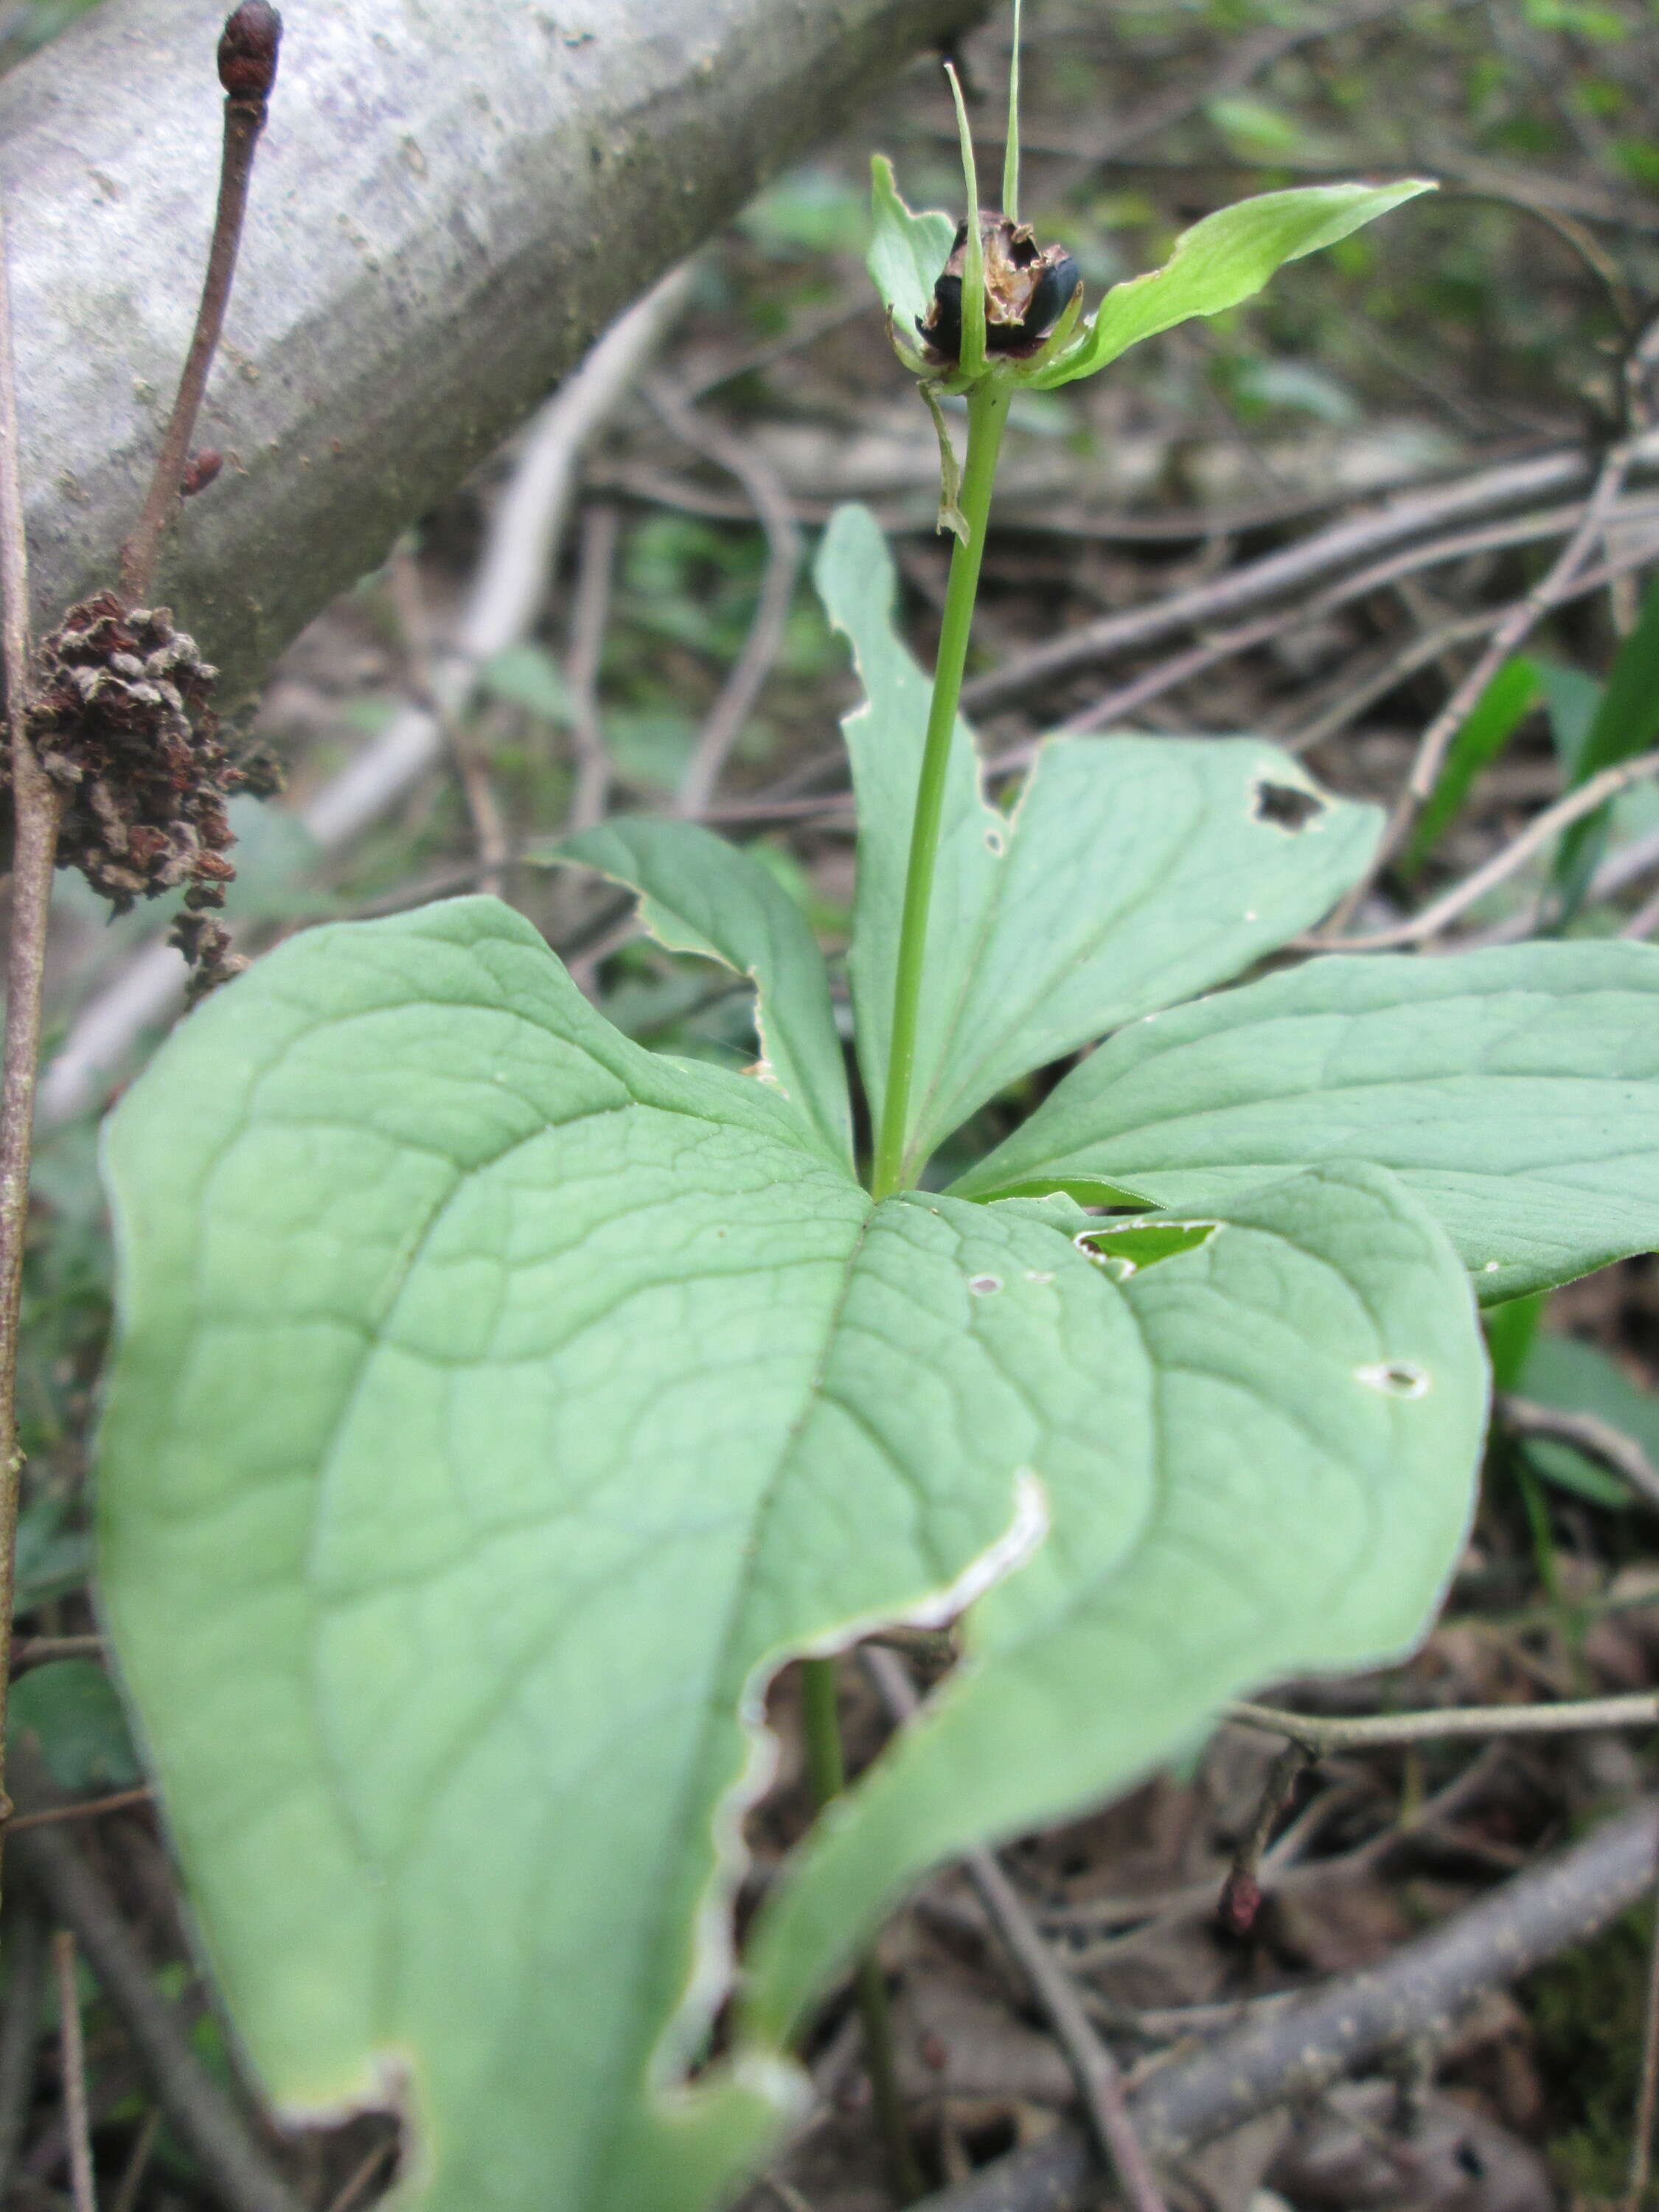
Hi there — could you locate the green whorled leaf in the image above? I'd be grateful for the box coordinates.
[748,1161,1487,2040]
[1517,1329,1659,1506]
[818,504,1380,1182]
[866,155,955,343]
[1030,181,1435,392]
[98,897,1181,2212]
[950,942,1659,1302]
[543,815,853,1169]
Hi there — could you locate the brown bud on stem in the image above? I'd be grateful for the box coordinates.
[178,450,223,499]
[217,0,282,104]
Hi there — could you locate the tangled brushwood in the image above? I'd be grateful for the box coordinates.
[13,593,282,993]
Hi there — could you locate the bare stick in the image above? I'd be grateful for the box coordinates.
[1312,747,1659,950]
[564,503,622,840]
[388,543,509,896]
[863,1649,1169,2212]
[1628,1837,1659,2212]
[1217,1741,1310,1938]
[118,4,282,607]
[1626,877,1659,941]
[1228,1688,1659,1754]
[648,381,803,819]
[11,1636,105,1676]
[0,195,60,1872]
[1500,1394,1659,1512]
[9,1756,303,2212]
[1329,433,1640,924]
[915,1798,1659,2212]
[321,2135,396,2212]
[109,2109,161,2212]
[6,1790,154,1837]
[0,1899,45,2198]
[961,428,1659,714]
[53,1931,97,2212]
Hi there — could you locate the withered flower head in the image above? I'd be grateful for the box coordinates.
[8,594,283,992]
[917,214,1080,367]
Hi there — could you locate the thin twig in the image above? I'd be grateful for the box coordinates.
[1311,747,1659,950]
[649,380,804,819]
[387,543,509,897]
[321,2135,396,2212]
[52,1932,96,2212]
[1216,1741,1310,1938]
[11,1638,105,1677]
[914,1798,1659,2212]
[108,2109,160,2212]
[1005,500,1659,761]
[0,1899,46,2198]
[1332,433,1641,925]
[563,502,621,841]
[1228,1688,1659,1754]
[0,194,61,1873]
[961,428,1659,714]
[1627,1832,1659,2212]
[118,5,280,606]
[1626,876,1659,942]
[9,1754,303,2212]
[863,1649,1169,2212]
[1500,1394,1659,1512]
[6,1790,153,1838]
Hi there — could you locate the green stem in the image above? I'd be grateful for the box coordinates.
[799,1657,923,2204]
[871,378,1010,1201]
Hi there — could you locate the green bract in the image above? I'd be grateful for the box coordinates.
[868,157,1435,394]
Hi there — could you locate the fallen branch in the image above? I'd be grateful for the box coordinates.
[863,1649,1168,2212]
[914,1797,1659,2212]
[1312,746,1659,950]
[8,1756,304,2212]
[1228,1689,1659,1755]
[0,194,59,1868]
[960,428,1659,713]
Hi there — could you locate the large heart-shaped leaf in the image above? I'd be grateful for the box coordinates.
[950,942,1659,1301]
[98,897,1488,2212]
[750,1161,1487,2038]
[820,504,1381,1180]
[546,814,853,1168]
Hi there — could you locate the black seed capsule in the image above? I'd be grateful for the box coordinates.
[916,216,1081,366]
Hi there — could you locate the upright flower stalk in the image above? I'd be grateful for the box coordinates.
[870,377,1009,1200]
[860,4,1430,1200]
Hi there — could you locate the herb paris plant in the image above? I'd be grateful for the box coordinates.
[94,36,1659,2212]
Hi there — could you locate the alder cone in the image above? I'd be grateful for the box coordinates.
[12,594,280,990]
[217,0,281,102]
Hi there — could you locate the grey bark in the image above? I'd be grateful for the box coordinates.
[2,0,986,703]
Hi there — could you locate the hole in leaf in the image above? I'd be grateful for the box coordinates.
[1253,779,1324,831]
[1357,1360,1429,1397]
[984,825,1005,855]
[1075,1219,1222,1279]
[968,1273,1003,1295]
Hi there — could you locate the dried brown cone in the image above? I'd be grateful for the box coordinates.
[218,0,282,104]
[8,592,281,990]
